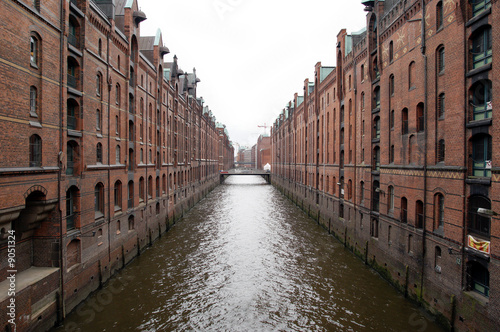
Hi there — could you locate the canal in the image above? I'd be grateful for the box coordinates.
[54,176,443,331]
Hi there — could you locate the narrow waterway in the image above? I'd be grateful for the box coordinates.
[55,176,442,332]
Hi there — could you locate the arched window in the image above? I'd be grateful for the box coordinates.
[372,180,380,212]
[402,108,409,134]
[409,61,416,89]
[434,193,445,230]
[67,240,80,268]
[389,74,395,96]
[435,246,442,271]
[30,86,38,116]
[360,181,365,203]
[469,80,492,121]
[389,41,394,62]
[95,183,104,219]
[471,134,492,177]
[29,134,42,167]
[162,174,166,194]
[115,145,121,164]
[96,109,101,131]
[437,46,445,73]
[96,73,102,96]
[114,181,122,211]
[96,143,103,163]
[148,175,153,198]
[388,186,394,212]
[116,83,121,106]
[373,146,380,171]
[156,176,160,197]
[437,93,445,118]
[374,86,380,109]
[373,116,380,139]
[66,186,79,231]
[127,181,134,209]
[371,218,379,238]
[348,179,353,200]
[417,103,425,132]
[390,145,395,163]
[30,35,38,66]
[98,38,102,57]
[68,16,80,48]
[67,57,79,89]
[67,99,79,130]
[139,177,145,201]
[470,26,492,69]
[66,141,78,175]
[436,1,443,30]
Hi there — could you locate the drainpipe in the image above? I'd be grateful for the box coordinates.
[419,0,428,303]
[58,0,66,321]
[107,31,112,265]
[353,57,358,235]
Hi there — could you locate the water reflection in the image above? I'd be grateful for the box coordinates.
[55,175,442,332]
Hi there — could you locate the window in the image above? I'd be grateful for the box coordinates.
[471,134,492,177]
[128,215,135,231]
[156,176,160,197]
[67,57,78,89]
[409,62,416,89]
[437,139,445,162]
[66,187,78,231]
[370,218,379,238]
[438,93,445,118]
[434,194,445,230]
[139,177,145,201]
[388,186,394,212]
[471,27,492,69]
[116,115,120,136]
[471,0,491,18]
[408,234,413,253]
[67,99,78,130]
[116,145,121,164]
[373,116,380,139]
[96,74,102,96]
[435,246,442,271]
[148,176,153,198]
[436,2,443,30]
[374,87,380,109]
[29,134,42,167]
[361,64,365,81]
[361,92,365,110]
[402,108,409,134]
[116,84,121,105]
[468,195,491,237]
[372,181,380,212]
[66,141,78,175]
[128,149,134,171]
[389,41,394,62]
[348,179,353,200]
[360,181,365,203]
[98,38,102,57]
[390,145,395,163]
[417,103,425,132]
[30,86,37,116]
[95,183,104,218]
[96,109,101,130]
[373,147,380,171]
[68,17,79,48]
[467,262,489,297]
[114,181,122,211]
[416,200,424,228]
[96,143,103,163]
[437,46,445,73]
[470,80,492,121]
[30,36,38,66]
[389,75,395,96]
[401,197,408,223]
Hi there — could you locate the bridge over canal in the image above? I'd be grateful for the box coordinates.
[220,169,271,184]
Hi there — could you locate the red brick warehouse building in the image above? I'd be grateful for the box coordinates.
[0,0,233,331]
[271,0,498,330]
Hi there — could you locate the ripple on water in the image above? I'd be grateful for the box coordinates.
[53,176,444,332]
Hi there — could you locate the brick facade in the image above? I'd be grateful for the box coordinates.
[271,0,498,330]
[0,0,233,331]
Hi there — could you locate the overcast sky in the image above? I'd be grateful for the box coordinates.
[138,0,368,148]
